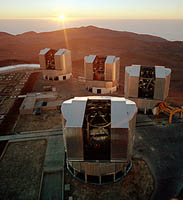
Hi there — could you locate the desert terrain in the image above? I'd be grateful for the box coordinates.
[0,26,183,99]
[0,26,183,200]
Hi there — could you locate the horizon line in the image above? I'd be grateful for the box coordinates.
[0,18,183,21]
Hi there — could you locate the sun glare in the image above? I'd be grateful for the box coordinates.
[58,14,65,21]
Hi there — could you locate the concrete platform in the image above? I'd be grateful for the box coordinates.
[40,172,63,200]
[44,136,65,172]
[40,135,65,200]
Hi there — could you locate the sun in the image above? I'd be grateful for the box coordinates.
[58,14,65,21]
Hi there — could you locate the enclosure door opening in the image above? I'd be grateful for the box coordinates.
[93,56,106,81]
[97,89,101,94]
[83,99,111,161]
[138,66,155,99]
[54,76,59,80]
[45,49,57,70]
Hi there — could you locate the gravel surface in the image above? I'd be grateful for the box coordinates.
[64,158,154,200]
[0,139,47,200]
[15,110,62,133]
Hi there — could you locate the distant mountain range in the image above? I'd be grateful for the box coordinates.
[0,26,183,97]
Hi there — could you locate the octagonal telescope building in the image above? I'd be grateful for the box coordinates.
[39,48,72,81]
[84,55,120,94]
[124,65,171,110]
[61,96,137,184]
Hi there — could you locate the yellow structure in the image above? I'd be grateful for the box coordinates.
[39,48,72,81]
[84,55,120,94]
[155,102,183,124]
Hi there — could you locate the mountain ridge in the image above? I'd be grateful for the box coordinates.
[0,25,182,97]
[0,25,182,68]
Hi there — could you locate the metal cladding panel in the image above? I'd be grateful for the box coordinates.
[165,68,171,77]
[85,63,93,80]
[99,163,115,175]
[155,66,166,78]
[100,163,115,175]
[84,163,116,176]
[124,70,129,98]
[65,51,72,74]
[84,55,96,64]
[105,63,113,81]
[154,78,166,100]
[125,65,140,98]
[39,55,47,69]
[62,52,71,74]
[125,65,141,77]
[111,98,129,128]
[105,56,115,64]
[40,48,50,55]
[111,128,129,161]
[164,74,171,99]
[65,127,84,161]
[85,163,101,176]
[61,98,87,127]
[80,162,86,172]
[154,66,171,100]
[129,76,139,98]
[54,54,62,70]
[112,62,116,82]
[55,49,66,56]
[55,52,68,71]
[126,99,138,121]
[115,57,120,82]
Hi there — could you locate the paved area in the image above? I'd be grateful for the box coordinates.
[41,135,65,200]
[40,172,63,200]
[0,129,62,141]
[44,135,65,172]
[134,114,183,200]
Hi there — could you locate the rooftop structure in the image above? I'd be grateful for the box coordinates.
[61,96,137,184]
[0,64,40,74]
[39,48,72,81]
[19,92,61,115]
[84,55,120,94]
[124,65,171,110]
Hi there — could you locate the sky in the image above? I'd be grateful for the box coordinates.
[0,0,183,41]
[0,0,183,20]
